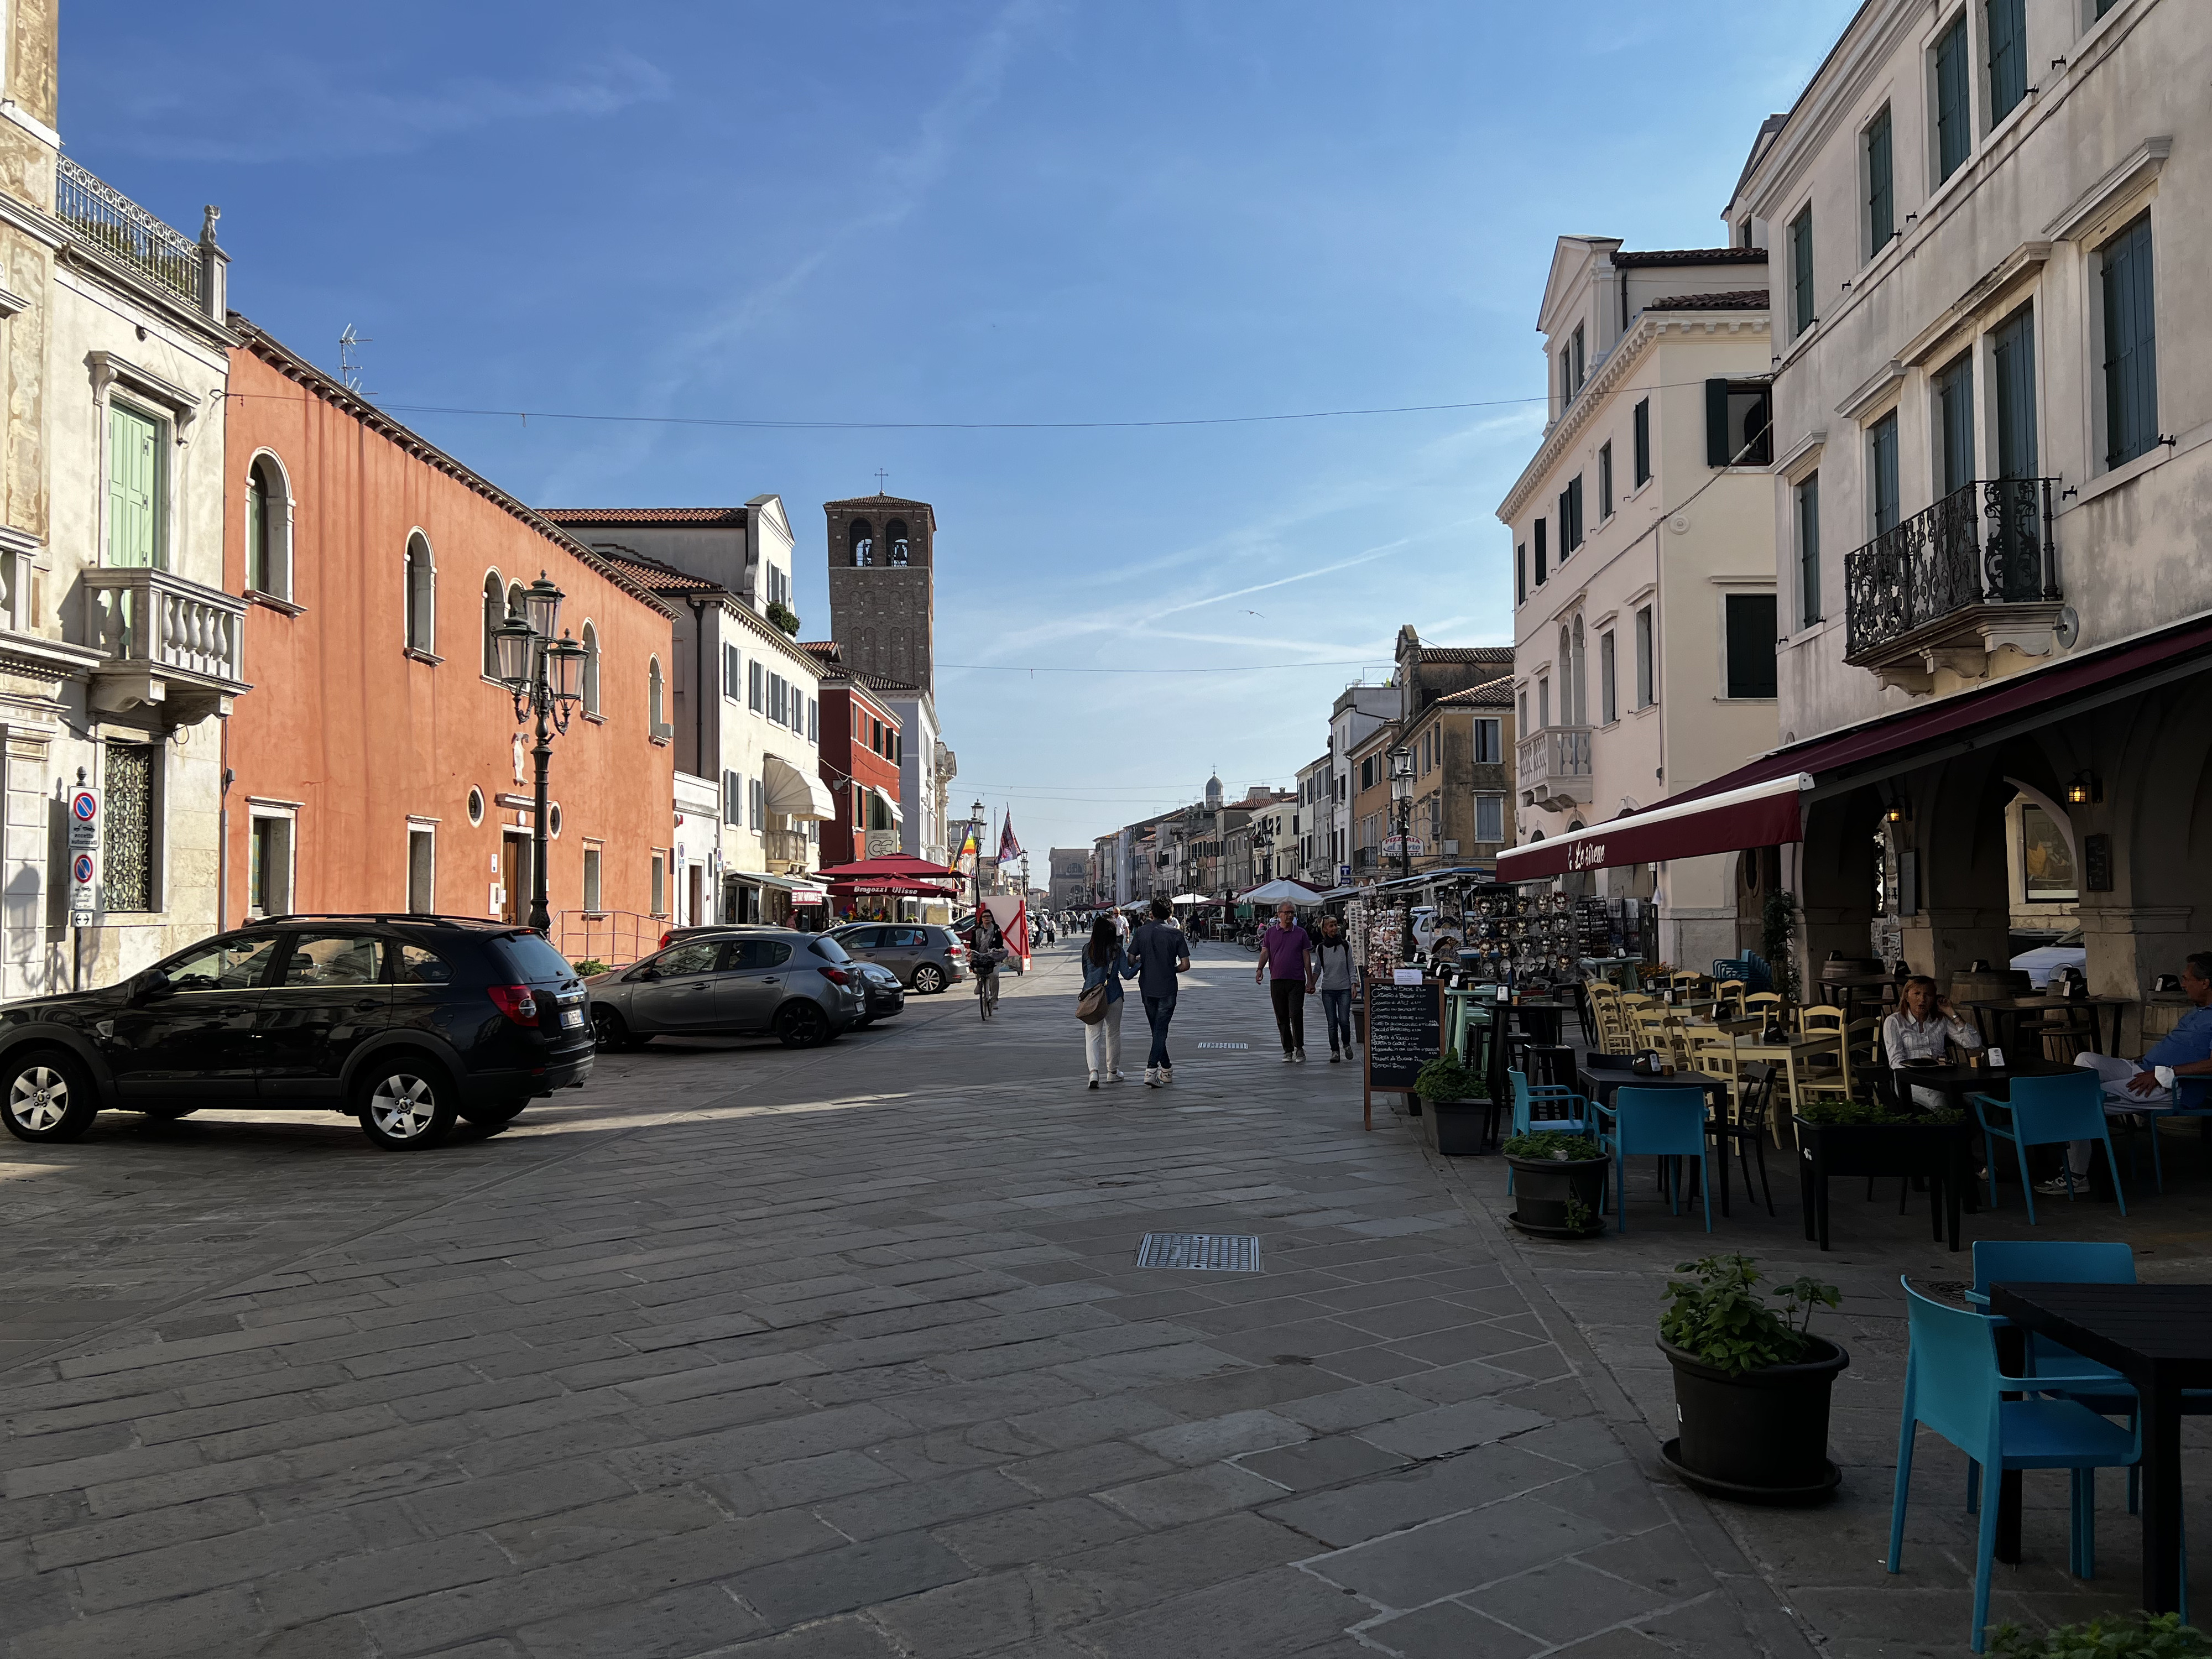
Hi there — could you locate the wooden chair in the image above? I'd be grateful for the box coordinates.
[1686,1027,1742,1115]
[1720,1061,1778,1215]
[1713,979,1747,1020]
[1794,1005,1851,1105]
[1743,991,1785,1027]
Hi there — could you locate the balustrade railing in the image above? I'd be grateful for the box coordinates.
[1843,478,2058,660]
[82,566,247,685]
[1516,724,1593,801]
[55,159,202,306]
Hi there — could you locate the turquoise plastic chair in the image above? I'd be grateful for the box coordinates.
[1592,1087,1710,1233]
[1505,1070,1590,1196]
[1969,1071,2126,1224]
[1888,1278,2143,1652]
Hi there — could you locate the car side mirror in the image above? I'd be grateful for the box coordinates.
[135,970,174,1003]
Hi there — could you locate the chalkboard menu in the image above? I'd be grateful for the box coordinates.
[1365,980,1442,1091]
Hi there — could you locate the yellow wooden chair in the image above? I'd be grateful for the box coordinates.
[1742,991,1785,1027]
[1713,979,1747,1020]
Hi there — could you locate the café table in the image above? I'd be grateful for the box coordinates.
[1577,1066,1739,1217]
[1890,1055,2089,1206]
[1508,998,1577,1048]
[1986,1282,2212,1615]
[1959,994,2133,1057]
[1708,1025,1842,1145]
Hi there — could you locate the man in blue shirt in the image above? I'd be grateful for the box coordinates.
[1128,898,1191,1088]
[2126,952,2212,1108]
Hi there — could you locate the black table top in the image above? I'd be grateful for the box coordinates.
[1960,994,2137,1011]
[1577,1068,1729,1105]
[1987,1283,2212,1381]
[1888,1057,2078,1091]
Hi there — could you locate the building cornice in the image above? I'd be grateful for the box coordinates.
[59,243,236,351]
[1498,308,1770,523]
[2045,135,2171,243]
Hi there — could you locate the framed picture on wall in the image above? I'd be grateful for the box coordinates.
[2022,804,2078,902]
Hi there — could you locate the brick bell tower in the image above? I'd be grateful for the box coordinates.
[825,493,937,695]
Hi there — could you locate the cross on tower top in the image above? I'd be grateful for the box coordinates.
[874,469,889,494]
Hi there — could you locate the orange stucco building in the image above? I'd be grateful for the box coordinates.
[220,321,677,943]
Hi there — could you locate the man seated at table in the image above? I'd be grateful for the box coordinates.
[1883,976,1983,1109]
[2057,952,2212,1192]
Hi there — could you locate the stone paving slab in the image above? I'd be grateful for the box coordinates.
[1,941,2099,1656]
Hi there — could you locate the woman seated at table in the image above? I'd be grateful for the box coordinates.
[1884,975,1982,1108]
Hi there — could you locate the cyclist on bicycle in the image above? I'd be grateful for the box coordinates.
[973,913,1008,1018]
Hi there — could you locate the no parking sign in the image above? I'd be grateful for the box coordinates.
[67,784,98,921]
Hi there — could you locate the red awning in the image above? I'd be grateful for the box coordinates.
[1495,613,2212,883]
[815,854,962,881]
[831,878,959,896]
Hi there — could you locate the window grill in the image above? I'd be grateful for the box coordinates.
[104,744,154,911]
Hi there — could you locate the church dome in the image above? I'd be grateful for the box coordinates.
[1204,772,1223,810]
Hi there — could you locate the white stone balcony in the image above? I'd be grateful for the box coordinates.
[82,566,249,728]
[1517,724,1593,812]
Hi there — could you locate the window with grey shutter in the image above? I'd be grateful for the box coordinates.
[1870,411,1901,534]
[1634,607,1654,708]
[1936,351,1974,496]
[1724,594,1778,699]
[1992,305,2037,480]
[1599,630,1616,724]
[1865,107,1894,253]
[1796,472,1822,629]
[2100,213,2158,469]
[1632,398,1651,485]
[1934,13,1970,182]
[1599,442,1613,518]
[1515,543,1526,605]
[1789,205,1815,335]
[1986,0,2026,125]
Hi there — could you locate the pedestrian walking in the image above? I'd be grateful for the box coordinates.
[1078,916,1134,1089]
[1255,901,1313,1062]
[1313,914,1356,1062]
[1127,897,1191,1087]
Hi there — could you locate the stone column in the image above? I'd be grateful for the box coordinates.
[0,722,55,1000]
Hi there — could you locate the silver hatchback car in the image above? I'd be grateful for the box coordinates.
[828,923,967,994]
[586,928,862,1050]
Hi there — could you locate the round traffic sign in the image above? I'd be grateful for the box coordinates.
[72,853,94,884]
[71,791,97,823]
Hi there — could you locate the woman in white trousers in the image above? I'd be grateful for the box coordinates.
[1081,916,1134,1089]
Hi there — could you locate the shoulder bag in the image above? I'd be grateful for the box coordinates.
[1077,959,1113,1025]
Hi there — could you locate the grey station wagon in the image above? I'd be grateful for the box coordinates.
[586,928,862,1049]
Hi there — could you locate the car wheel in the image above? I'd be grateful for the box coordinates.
[457,1098,528,1127]
[775,1001,831,1048]
[911,964,945,995]
[354,1057,458,1150]
[1,1050,97,1143]
[593,1007,646,1051]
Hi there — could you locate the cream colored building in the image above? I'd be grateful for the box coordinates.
[0,7,243,996]
[1498,238,1778,969]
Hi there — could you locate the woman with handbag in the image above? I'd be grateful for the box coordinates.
[1079,915,1135,1089]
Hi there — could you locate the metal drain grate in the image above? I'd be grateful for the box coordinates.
[1136,1232,1262,1272]
[1196,1042,1249,1050]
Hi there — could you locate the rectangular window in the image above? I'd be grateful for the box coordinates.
[724,769,740,822]
[1515,543,1527,605]
[1789,205,1815,335]
[1935,12,1970,182]
[106,403,163,569]
[1986,0,2026,125]
[1474,794,1504,844]
[1572,323,1585,391]
[807,696,818,743]
[248,813,291,919]
[1796,472,1822,629]
[106,744,155,911]
[1936,351,1975,495]
[748,659,764,712]
[1866,106,1895,253]
[2100,212,2158,469]
[1634,606,1654,708]
[1870,411,1902,534]
[1600,629,1617,723]
[406,827,434,914]
[1537,677,1550,730]
[583,846,602,913]
[1598,442,1613,518]
[1992,305,2037,479]
[1516,691,1527,733]
[1705,380,1773,467]
[1632,398,1651,485]
[723,644,742,699]
[1533,519,1548,585]
[650,851,666,917]
[1724,593,1780,699]
[1560,476,1584,554]
[1472,718,1500,764]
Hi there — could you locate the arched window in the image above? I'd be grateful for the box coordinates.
[481,572,505,675]
[580,621,600,716]
[1569,616,1587,727]
[648,657,665,734]
[405,532,435,653]
[886,519,909,566]
[245,453,291,599]
[849,519,873,566]
[508,580,525,627]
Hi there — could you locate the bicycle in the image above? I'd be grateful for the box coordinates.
[973,946,1006,1020]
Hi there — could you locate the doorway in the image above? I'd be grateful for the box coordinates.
[687,864,705,929]
[502,831,531,924]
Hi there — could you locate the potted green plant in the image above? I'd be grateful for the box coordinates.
[1415,1055,1490,1156]
[1503,1129,1607,1237]
[1657,1254,1846,1504]
[1990,1614,2210,1657]
[1793,1098,1971,1252]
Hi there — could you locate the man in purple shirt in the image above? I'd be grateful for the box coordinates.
[1254,901,1314,1062]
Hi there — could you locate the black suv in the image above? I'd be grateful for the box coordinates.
[0,916,592,1150]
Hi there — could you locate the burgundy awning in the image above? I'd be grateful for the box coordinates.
[1494,614,2212,883]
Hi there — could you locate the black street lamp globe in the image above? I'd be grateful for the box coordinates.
[522,570,564,641]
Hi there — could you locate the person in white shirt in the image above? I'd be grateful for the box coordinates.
[1881,975,1982,1067]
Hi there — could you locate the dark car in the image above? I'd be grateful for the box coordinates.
[0,915,593,1150]
[585,927,862,1049]
[829,922,967,993]
[851,960,905,1027]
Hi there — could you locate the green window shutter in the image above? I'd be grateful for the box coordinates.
[1936,15,1970,182]
[1992,306,2037,479]
[1866,108,1893,251]
[1725,595,1778,700]
[2101,215,2158,468]
[1986,0,2026,124]
[107,404,159,568]
[1705,379,1730,468]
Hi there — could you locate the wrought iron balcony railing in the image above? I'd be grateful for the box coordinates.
[56,158,204,307]
[1844,478,2059,664]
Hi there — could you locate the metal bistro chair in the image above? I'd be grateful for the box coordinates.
[1593,1086,1713,1233]
[1504,1068,1592,1198]
[1718,1060,1779,1215]
[1970,1070,2127,1225]
[1888,1277,2146,1653]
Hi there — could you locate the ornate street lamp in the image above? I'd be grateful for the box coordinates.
[493,570,587,935]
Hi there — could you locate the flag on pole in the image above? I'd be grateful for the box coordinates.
[997,811,1024,865]
[955,821,979,875]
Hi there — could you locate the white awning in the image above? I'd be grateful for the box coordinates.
[870,785,905,826]
[764,754,837,820]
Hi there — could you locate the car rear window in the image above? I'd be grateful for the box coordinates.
[808,936,851,964]
[494,932,580,984]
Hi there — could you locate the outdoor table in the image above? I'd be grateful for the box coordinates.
[1577,1067,1739,1217]
[1793,1111,1969,1251]
[1986,1282,2212,1615]
[1890,1056,2084,1205]
[1720,1027,1842,1141]
[1959,994,2133,1057]
[1508,998,1575,1047]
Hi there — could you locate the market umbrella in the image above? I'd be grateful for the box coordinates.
[1241,878,1325,905]
[817,854,963,882]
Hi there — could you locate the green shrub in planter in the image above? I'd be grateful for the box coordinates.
[1502,1129,1602,1161]
[1990,1614,2210,1657]
[1415,1055,1479,1102]
[1660,1253,1839,1375]
[1797,1097,1961,1127]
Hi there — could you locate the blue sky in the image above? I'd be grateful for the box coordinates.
[70,0,1856,867]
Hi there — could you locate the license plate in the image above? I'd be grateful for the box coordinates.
[562,1008,584,1028]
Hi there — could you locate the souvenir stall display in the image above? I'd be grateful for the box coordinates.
[1452,888,1578,988]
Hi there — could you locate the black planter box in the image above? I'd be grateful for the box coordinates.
[1659,1334,1848,1505]
[1505,1151,1607,1237]
[1421,1095,1496,1156]
[1793,1116,1971,1252]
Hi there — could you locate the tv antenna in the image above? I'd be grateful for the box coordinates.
[338,324,372,393]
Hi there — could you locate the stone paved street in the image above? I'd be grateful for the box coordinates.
[0,941,2203,1657]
